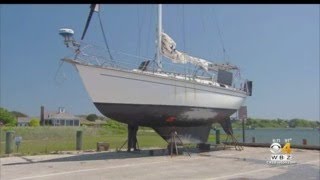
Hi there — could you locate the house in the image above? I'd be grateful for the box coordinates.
[17,117,40,126]
[17,117,32,126]
[44,107,80,126]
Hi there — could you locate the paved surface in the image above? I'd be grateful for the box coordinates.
[0,147,319,180]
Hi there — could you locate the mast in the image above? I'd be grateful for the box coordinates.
[156,4,162,70]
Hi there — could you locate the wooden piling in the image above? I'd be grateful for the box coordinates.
[5,131,14,154]
[76,130,83,150]
[302,139,307,145]
[252,137,255,143]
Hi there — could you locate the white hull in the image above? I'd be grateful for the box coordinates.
[66,61,248,143]
[74,63,247,110]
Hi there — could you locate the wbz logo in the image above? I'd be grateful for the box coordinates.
[270,154,292,161]
[269,142,293,163]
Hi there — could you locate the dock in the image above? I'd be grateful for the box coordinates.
[0,146,319,180]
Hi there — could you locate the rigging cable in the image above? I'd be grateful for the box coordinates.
[181,5,188,77]
[182,5,186,53]
[81,4,95,40]
[200,8,216,61]
[136,6,146,58]
[146,6,153,58]
[212,7,241,80]
[136,7,141,57]
[54,60,67,86]
[97,11,114,61]
[212,7,228,62]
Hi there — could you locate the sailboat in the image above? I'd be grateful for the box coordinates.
[59,4,252,150]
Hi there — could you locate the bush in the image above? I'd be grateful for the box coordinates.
[29,118,40,127]
[86,114,98,121]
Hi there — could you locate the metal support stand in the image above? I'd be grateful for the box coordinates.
[116,125,140,152]
[116,139,128,152]
[168,131,191,157]
[223,128,243,151]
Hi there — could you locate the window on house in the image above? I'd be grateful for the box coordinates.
[66,120,71,126]
[74,120,79,126]
[61,120,65,126]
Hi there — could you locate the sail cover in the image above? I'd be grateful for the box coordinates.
[161,32,211,71]
[161,32,238,72]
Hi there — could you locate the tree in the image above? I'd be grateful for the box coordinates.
[0,107,17,126]
[245,118,252,126]
[86,114,98,121]
[11,111,28,117]
[29,118,40,127]
[289,118,310,128]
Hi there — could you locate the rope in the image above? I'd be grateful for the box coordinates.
[97,11,114,61]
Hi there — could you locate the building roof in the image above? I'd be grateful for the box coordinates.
[44,111,56,119]
[47,112,78,120]
[43,107,79,120]
[17,117,35,123]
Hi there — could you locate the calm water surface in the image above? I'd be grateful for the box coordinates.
[225,128,319,146]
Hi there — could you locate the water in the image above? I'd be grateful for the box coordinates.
[229,128,319,146]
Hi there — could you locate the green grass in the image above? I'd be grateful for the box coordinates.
[0,126,233,156]
[0,126,167,156]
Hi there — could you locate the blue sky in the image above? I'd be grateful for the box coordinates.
[0,4,319,121]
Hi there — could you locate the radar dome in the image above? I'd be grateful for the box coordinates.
[59,28,74,41]
[59,28,74,35]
